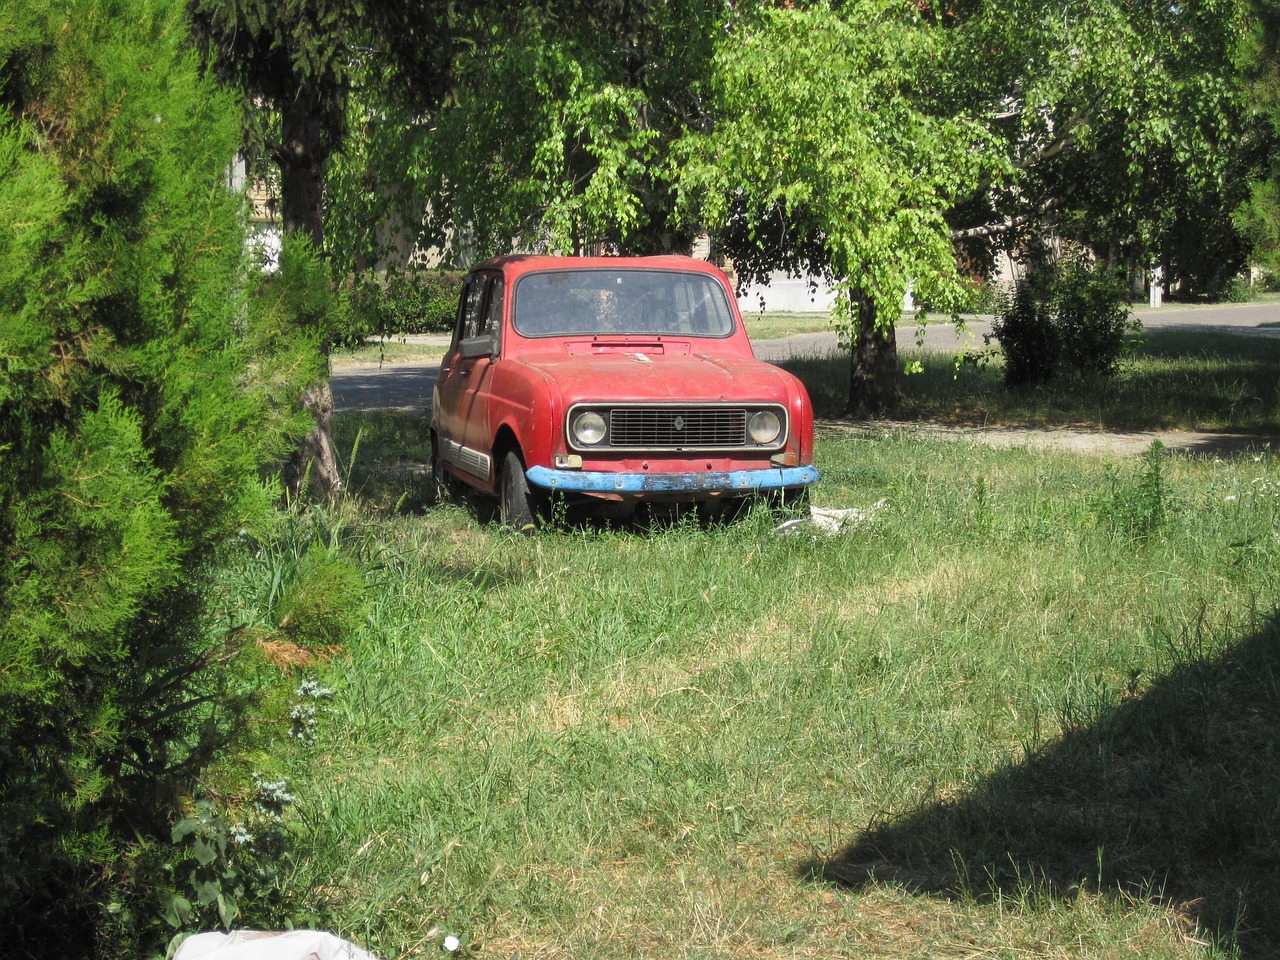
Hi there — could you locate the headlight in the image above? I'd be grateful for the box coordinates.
[747,410,782,445]
[571,410,607,446]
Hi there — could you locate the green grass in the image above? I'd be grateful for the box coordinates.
[332,336,449,367]
[193,329,1280,958]
[741,311,837,340]
[201,410,1280,960]
[786,328,1280,432]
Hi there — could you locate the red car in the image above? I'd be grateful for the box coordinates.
[430,255,818,527]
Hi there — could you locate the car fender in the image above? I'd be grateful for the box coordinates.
[486,359,562,482]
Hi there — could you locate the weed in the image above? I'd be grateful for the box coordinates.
[1094,440,1171,538]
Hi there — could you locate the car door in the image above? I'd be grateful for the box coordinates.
[434,272,504,485]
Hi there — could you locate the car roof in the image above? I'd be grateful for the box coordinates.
[470,254,726,279]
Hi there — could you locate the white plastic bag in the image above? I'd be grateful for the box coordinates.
[172,930,381,960]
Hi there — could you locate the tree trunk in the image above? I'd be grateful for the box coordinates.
[846,287,901,417]
[276,88,341,505]
[277,88,327,250]
[284,380,342,504]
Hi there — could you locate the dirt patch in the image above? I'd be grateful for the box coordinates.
[820,419,1280,458]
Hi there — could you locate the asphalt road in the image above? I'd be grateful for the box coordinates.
[332,360,440,414]
[330,302,1280,414]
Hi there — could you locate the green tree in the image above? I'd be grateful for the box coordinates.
[1234,0,1280,276]
[329,0,1255,411]
[0,0,301,950]
[676,0,1004,414]
[325,0,721,270]
[946,0,1254,295]
[188,0,475,501]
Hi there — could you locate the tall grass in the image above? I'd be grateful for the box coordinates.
[206,418,1280,960]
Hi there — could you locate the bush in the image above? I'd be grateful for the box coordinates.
[0,0,309,952]
[1219,275,1255,303]
[350,268,464,340]
[1258,270,1280,293]
[989,284,1060,387]
[957,279,1008,315]
[990,259,1137,387]
[1054,260,1134,377]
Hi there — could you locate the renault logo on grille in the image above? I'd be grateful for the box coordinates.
[672,415,686,432]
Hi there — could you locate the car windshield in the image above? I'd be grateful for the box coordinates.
[513,269,735,338]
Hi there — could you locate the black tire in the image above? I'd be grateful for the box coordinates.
[499,450,539,532]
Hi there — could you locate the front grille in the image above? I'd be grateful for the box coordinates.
[609,407,746,447]
[567,403,787,452]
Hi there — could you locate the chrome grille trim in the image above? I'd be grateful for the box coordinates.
[566,403,787,453]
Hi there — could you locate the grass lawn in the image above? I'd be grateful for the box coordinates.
[204,331,1280,960]
[787,328,1280,433]
[332,336,450,367]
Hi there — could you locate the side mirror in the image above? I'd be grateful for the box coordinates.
[458,334,496,359]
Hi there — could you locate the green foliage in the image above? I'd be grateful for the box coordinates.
[385,1,718,261]
[1094,441,1172,538]
[1053,260,1136,376]
[991,259,1137,386]
[990,284,1060,387]
[0,0,312,951]
[950,0,1255,293]
[275,543,368,648]
[164,777,302,936]
[678,0,1004,327]
[350,269,464,339]
[1218,274,1257,302]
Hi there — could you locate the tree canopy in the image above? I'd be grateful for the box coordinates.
[324,0,1263,408]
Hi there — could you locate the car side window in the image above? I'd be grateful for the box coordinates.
[478,277,504,338]
[459,278,487,342]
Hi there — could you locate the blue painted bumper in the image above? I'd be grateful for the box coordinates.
[525,464,819,496]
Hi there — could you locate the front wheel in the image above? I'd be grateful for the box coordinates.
[499,450,539,532]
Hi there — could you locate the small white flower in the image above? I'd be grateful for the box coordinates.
[443,936,461,952]
[1225,495,1237,503]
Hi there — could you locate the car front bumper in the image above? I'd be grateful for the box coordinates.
[525,464,819,496]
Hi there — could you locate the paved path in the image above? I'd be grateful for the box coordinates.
[331,359,440,414]
[819,420,1276,459]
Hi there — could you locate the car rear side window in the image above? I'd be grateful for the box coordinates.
[513,269,735,338]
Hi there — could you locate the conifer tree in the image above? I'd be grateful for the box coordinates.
[0,0,301,949]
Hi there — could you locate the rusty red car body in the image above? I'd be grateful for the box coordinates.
[429,255,818,526]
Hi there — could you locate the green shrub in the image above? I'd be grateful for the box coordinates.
[1053,259,1135,377]
[1258,270,1280,293]
[1220,275,1255,303]
[989,284,1059,386]
[0,0,311,952]
[351,268,464,339]
[990,258,1137,387]
[1093,441,1172,539]
[957,279,1007,315]
[274,543,369,648]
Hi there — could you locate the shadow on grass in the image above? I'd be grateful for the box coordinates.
[803,607,1280,956]
[783,329,1280,434]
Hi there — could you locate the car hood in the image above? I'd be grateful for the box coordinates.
[515,350,797,404]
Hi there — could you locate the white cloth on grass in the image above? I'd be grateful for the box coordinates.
[173,930,381,960]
